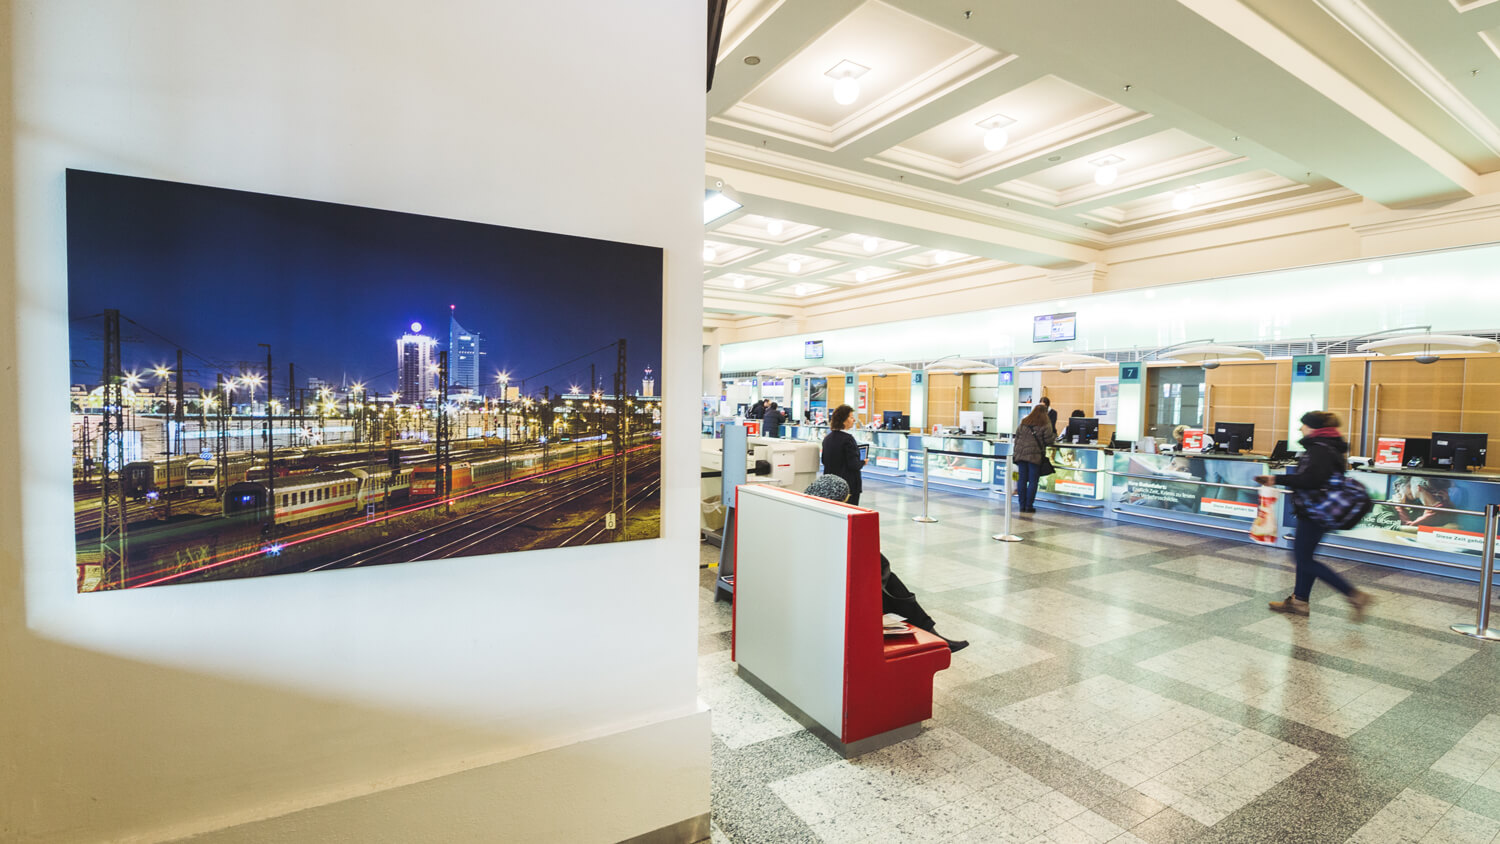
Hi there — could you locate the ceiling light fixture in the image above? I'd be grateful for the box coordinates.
[787,257,802,274]
[767,219,783,236]
[825,59,869,106]
[863,236,879,253]
[933,250,951,264]
[976,113,1015,152]
[1171,188,1197,211]
[1090,154,1123,187]
[794,284,809,296]
[855,269,868,282]
[732,277,745,289]
[703,245,717,262]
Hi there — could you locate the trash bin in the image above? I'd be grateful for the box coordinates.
[701,494,726,532]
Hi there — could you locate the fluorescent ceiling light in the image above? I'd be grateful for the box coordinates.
[704,190,741,225]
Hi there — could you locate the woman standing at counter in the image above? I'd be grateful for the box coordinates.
[822,404,866,505]
[1013,404,1056,513]
[1255,411,1374,619]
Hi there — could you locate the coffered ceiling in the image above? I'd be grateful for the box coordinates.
[704,0,1500,324]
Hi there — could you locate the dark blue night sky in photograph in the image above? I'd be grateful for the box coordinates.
[65,170,663,399]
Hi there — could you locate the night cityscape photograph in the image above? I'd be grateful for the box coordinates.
[66,169,664,592]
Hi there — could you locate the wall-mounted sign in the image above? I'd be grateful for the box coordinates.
[1293,359,1322,380]
[1032,312,1077,342]
[804,340,824,359]
[912,372,923,384]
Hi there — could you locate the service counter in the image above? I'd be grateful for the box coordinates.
[775,425,1499,581]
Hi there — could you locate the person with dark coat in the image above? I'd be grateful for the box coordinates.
[748,399,766,420]
[762,401,784,438]
[1039,396,1058,432]
[803,474,968,653]
[1012,404,1056,513]
[1255,410,1373,618]
[821,403,865,505]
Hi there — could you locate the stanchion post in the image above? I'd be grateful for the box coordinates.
[913,447,937,523]
[1452,502,1500,641]
[993,437,1022,543]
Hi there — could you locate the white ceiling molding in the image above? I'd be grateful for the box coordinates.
[1177,0,1480,197]
[1316,0,1500,157]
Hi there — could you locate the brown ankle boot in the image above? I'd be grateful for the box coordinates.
[1268,595,1310,616]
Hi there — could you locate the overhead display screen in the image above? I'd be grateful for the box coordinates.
[1033,312,1077,342]
[804,339,824,359]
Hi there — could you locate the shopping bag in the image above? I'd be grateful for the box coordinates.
[1250,487,1281,544]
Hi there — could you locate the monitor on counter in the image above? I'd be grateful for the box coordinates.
[1212,421,1254,454]
[1431,432,1487,471]
[882,410,908,430]
[1063,416,1099,444]
[957,410,984,434]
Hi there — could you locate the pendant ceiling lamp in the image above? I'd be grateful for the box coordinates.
[925,357,998,374]
[1158,344,1265,369]
[755,368,799,380]
[1356,333,1499,364]
[796,366,846,377]
[1019,353,1111,371]
[853,360,911,375]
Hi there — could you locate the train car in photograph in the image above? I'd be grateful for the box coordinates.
[122,459,189,499]
[222,466,412,529]
[185,455,254,497]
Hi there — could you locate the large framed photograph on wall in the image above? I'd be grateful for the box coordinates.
[67,170,663,591]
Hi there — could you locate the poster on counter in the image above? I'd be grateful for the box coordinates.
[1374,437,1407,469]
[1336,472,1500,557]
[1093,377,1119,424]
[1110,452,1265,521]
[1044,447,1101,498]
[915,437,987,482]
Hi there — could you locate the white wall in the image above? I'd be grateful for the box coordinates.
[0,2,706,842]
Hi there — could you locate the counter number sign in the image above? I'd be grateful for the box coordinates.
[1294,360,1322,380]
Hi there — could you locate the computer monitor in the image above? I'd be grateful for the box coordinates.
[1063,416,1099,444]
[957,411,984,434]
[882,410,908,430]
[1431,432,1487,471]
[1212,421,1254,454]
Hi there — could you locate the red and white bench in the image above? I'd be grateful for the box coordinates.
[731,484,951,757]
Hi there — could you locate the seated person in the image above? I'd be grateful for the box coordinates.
[803,475,968,653]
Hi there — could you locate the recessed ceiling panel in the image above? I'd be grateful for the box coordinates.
[718,1,1005,149]
[989,129,1242,208]
[875,76,1146,181]
[1080,170,1308,227]
[713,214,826,244]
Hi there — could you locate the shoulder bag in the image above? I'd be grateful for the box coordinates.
[1030,426,1056,477]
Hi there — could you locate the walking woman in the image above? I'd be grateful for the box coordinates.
[821,404,866,505]
[1255,410,1374,618]
[1012,404,1055,513]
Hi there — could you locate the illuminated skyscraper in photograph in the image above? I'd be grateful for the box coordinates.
[449,306,482,396]
[397,322,436,405]
[642,365,655,398]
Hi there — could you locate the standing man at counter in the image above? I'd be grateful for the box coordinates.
[1039,396,1058,433]
[821,404,866,505]
[762,401,784,438]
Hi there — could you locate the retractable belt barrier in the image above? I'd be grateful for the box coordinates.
[911,441,1021,543]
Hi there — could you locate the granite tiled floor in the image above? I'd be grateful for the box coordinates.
[701,481,1500,844]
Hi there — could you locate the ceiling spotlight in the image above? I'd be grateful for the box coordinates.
[1201,360,1221,370]
[787,258,802,274]
[1171,190,1197,211]
[1414,354,1440,364]
[794,284,809,296]
[732,277,745,289]
[767,219,783,236]
[855,269,869,282]
[934,250,951,264]
[863,236,879,252]
[833,76,859,105]
[983,127,1009,152]
[1090,154,1123,187]
[703,245,717,262]
[826,59,869,106]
